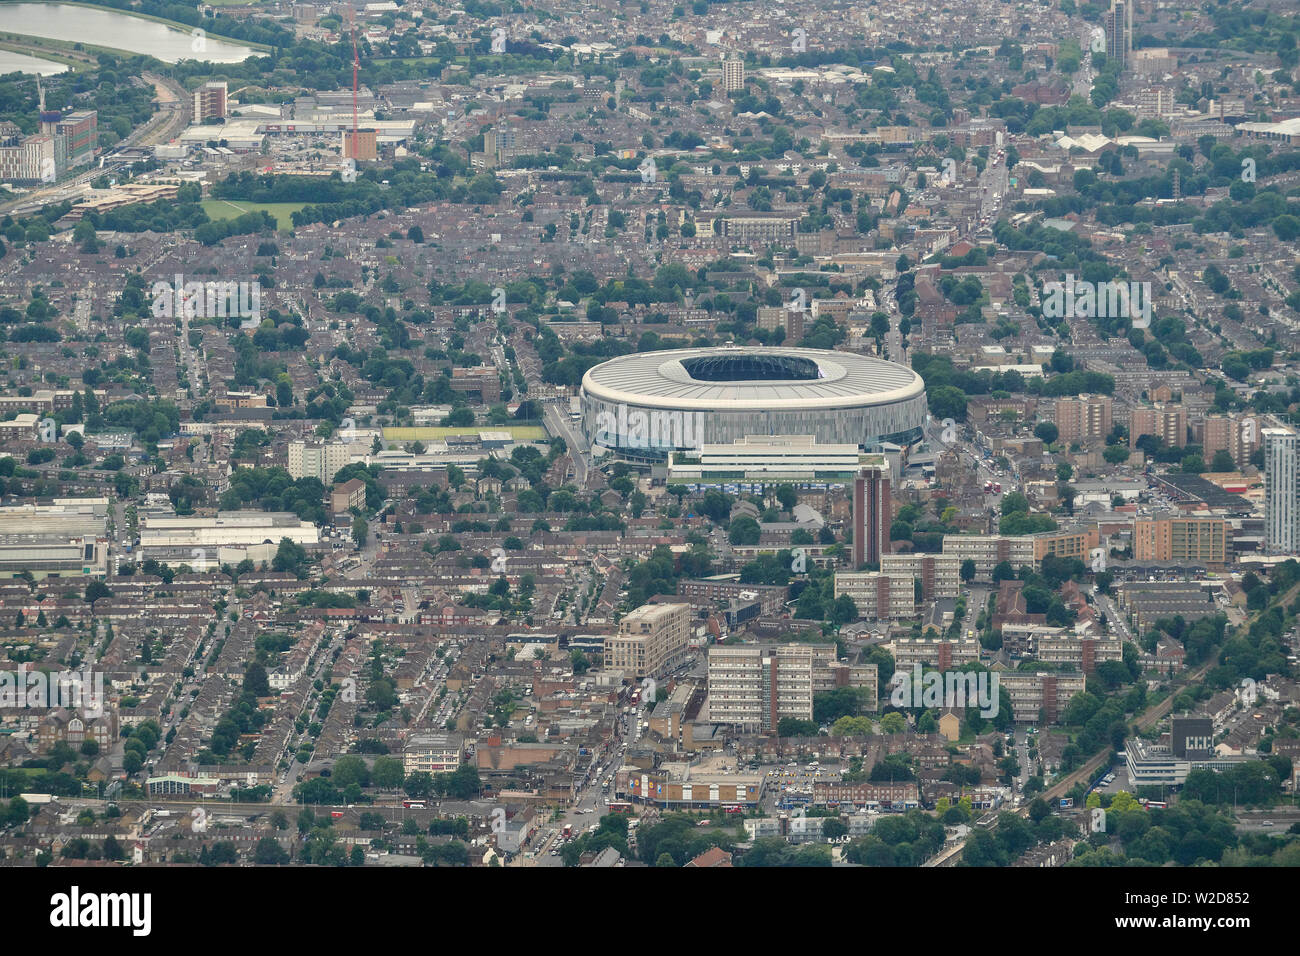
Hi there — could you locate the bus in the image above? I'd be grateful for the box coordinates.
[402,800,425,809]
[722,804,745,815]
[607,801,634,815]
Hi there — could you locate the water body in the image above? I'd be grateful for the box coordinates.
[0,48,69,74]
[3,3,255,63]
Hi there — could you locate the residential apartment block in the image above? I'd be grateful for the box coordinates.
[892,633,981,671]
[1264,427,1300,554]
[288,439,356,483]
[1129,403,1187,449]
[998,671,1086,723]
[1054,395,1112,443]
[1133,515,1228,566]
[604,602,691,680]
[833,570,915,620]
[880,552,962,599]
[707,643,877,732]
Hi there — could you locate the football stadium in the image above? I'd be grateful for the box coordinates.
[579,346,927,464]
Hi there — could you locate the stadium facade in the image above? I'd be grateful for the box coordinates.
[579,346,927,463]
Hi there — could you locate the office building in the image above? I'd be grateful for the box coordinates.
[1171,716,1213,760]
[852,461,891,568]
[1264,427,1300,554]
[402,733,464,775]
[603,603,691,679]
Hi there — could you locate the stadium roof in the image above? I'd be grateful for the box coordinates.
[581,347,924,411]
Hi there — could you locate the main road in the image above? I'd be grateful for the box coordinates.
[542,399,589,486]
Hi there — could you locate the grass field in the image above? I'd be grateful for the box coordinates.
[201,199,304,232]
[383,426,547,441]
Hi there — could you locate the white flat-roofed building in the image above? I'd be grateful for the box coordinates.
[403,733,464,775]
[0,499,110,538]
[139,511,320,551]
[0,536,107,579]
[1264,427,1300,554]
[833,571,915,620]
[667,435,873,485]
[288,439,358,482]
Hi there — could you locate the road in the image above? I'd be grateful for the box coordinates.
[928,659,1216,866]
[542,399,589,485]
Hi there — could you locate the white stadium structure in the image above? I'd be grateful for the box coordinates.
[579,346,927,463]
